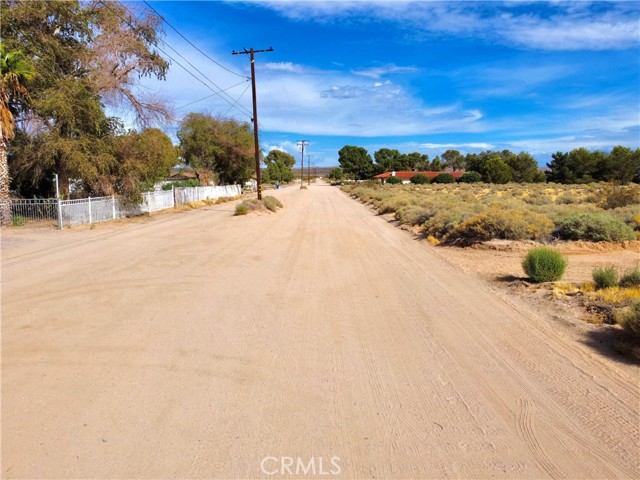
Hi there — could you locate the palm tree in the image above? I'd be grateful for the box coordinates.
[1,43,34,225]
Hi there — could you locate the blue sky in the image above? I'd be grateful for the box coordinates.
[131,1,640,167]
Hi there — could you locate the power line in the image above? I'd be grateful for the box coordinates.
[176,79,250,110]
[141,0,248,80]
[104,1,253,119]
[223,82,251,117]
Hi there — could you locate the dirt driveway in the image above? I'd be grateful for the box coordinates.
[2,184,638,479]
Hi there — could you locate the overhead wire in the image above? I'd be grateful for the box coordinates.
[176,79,251,110]
[141,0,249,80]
[103,0,253,119]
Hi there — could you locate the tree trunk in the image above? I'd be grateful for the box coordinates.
[0,140,11,226]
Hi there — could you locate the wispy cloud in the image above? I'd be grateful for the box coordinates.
[262,62,308,74]
[352,64,419,79]
[420,142,494,150]
[255,1,640,51]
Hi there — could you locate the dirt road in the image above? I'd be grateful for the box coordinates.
[2,184,638,479]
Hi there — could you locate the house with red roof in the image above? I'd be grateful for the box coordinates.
[373,170,464,184]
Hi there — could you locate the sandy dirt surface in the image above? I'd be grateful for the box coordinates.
[2,183,639,479]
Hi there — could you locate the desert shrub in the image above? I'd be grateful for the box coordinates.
[557,194,580,204]
[553,213,636,242]
[263,196,283,212]
[410,174,430,184]
[621,302,640,338]
[235,199,263,216]
[620,268,640,288]
[378,193,414,214]
[522,247,568,283]
[235,204,248,216]
[450,208,553,241]
[432,173,456,184]
[608,205,640,230]
[386,176,403,184]
[592,266,619,289]
[458,171,482,183]
[523,193,553,205]
[425,205,482,239]
[395,205,434,225]
[593,184,640,210]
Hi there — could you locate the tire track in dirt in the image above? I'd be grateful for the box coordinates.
[2,183,639,479]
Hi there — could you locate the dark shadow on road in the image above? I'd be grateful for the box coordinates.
[580,326,639,366]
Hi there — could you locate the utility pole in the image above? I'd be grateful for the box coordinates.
[307,154,311,185]
[232,47,273,200]
[297,140,308,188]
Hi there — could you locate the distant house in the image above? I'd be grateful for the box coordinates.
[166,171,198,182]
[373,170,464,184]
[155,171,199,191]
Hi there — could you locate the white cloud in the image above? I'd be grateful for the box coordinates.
[352,64,419,79]
[255,1,640,52]
[263,62,308,74]
[420,142,495,150]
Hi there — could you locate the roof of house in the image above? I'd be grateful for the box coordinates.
[373,171,464,180]
[167,171,197,180]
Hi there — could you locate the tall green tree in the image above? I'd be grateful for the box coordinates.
[0,43,34,224]
[605,146,640,185]
[403,152,429,171]
[178,113,254,185]
[429,156,444,171]
[373,148,412,174]
[484,157,512,184]
[338,145,374,180]
[441,149,466,171]
[263,149,295,183]
[3,0,171,198]
[112,128,177,194]
[505,152,545,183]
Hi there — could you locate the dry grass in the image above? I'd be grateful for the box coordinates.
[343,182,640,243]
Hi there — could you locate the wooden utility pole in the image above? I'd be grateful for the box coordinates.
[232,47,273,200]
[297,140,308,188]
[307,154,311,185]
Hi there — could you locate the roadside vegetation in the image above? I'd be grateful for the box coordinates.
[235,195,283,216]
[342,182,639,244]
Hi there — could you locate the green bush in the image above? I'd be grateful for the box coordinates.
[522,247,568,283]
[410,174,430,184]
[235,203,248,216]
[11,215,26,227]
[451,208,553,241]
[620,267,640,288]
[432,173,456,184]
[162,179,200,190]
[592,266,618,289]
[386,176,403,184]
[553,213,636,242]
[458,171,482,183]
[263,195,283,212]
[621,302,640,338]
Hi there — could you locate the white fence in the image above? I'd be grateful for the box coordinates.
[174,185,242,205]
[5,184,242,228]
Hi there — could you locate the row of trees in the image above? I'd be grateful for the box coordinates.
[177,112,296,186]
[337,146,640,184]
[1,0,174,210]
[2,1,269,220]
